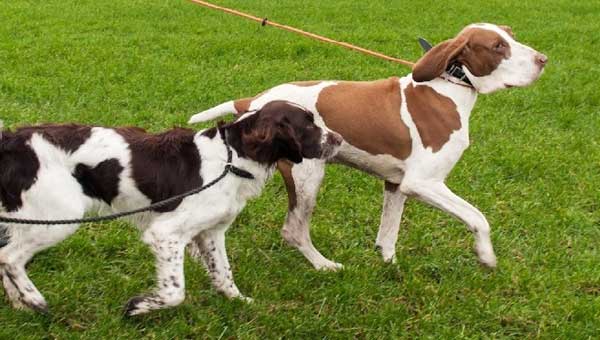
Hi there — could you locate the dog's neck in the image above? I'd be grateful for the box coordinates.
[410,76,478,117]
[196,127,274,201]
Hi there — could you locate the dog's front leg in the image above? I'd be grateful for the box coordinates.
[125,229,187,316]
[400,179,497,268]
[189,227,251,302]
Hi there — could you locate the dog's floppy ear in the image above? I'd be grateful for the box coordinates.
[275,121,303,164]
[412,37,468,82]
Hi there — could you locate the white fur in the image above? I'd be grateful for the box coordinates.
[190,23,546,271]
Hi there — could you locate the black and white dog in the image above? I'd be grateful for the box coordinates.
[0,101,342,315]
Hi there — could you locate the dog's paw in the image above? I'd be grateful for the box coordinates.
[10,297,48,314]
[474,241,497,268]
[478,253,497,268]
[314,260,344,271]
[475,247,497,268]
[123,296,151,317]
[238,295,254,304]
[2,281,48,314]
[382,254,397,264]
[22,298,49,314]
[375,244,397,264]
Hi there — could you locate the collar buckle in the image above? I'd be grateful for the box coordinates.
[446,63,473,87]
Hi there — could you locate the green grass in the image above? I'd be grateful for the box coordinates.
[1,0,599,338]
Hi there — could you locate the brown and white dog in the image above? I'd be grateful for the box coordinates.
[189,23,547,270]
[0,101,341,315]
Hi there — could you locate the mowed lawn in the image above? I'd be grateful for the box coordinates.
[1,0,599,338]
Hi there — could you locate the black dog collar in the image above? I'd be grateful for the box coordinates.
[218,127,255,180]
[418,37,473,87]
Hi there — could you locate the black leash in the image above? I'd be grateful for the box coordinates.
[0,127,254,225]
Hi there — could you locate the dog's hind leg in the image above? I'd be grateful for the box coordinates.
[375,181,408,264]
[0,168,86,313]
[125,226,187,316]
[278,160,342,271]
[0,222,81,313]
[188,225,250,302]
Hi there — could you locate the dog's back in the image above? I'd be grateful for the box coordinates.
[0,124,205,214]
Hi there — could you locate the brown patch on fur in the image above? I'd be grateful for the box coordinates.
[234,97,254,113]
[404,83,461,152]
[277,160,297,210]
[315,77,412,160]
[384,181,399,193]
[116,127,202,212]
[412,27,512,82]
[233,90,269,114]
[457,27,512,77]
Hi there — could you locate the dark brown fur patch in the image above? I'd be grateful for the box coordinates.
[315,77,412,160]
[73,159,124,205]
[404,83,461,152]
[201,127,218,139]
[0,132,41,212]
[117,127,202,212]
[15,124,92,153]
[226,101,323,165]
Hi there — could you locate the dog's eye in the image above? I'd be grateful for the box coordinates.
[494,42,505,51]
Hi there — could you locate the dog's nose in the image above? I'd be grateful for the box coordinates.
[326,132,343,146]
[535,53,548,67]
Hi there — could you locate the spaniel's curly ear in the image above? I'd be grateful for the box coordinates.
[241,123,277,163]
[412,37,468,82]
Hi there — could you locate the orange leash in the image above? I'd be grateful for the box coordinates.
[187,0,415,68]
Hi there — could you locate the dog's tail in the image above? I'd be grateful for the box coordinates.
[188,100,241,124]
